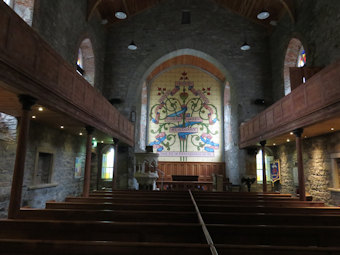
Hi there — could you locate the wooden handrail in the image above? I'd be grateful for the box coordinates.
[188,189,218,255]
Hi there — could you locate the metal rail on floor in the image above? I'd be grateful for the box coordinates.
[188,189,218,255]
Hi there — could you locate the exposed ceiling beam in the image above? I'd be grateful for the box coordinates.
[279,0,295,23]
[87,0,102,21]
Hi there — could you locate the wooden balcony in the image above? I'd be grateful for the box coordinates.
[240,58,340,148]
[0,2,134,146]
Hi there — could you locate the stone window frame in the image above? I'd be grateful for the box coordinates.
[29,147,57,190]
[328,152,340,193]
[283,38,306,96]
[76,38,95,87]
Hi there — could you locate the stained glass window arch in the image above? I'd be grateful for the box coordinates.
[101,147,114,180]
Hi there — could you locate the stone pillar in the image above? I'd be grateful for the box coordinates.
[8,95,36,219]
[260,140,267,192]
[83,126,94,197]
[293,128,306,201]
[112,138,119,190]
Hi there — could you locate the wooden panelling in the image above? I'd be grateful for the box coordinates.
[265,109,274,128]
[292,86,306,114]
[281,96,293,120]
[305,79,323,112]
[240,59,340,148]
[36,45,59,89]
[259,113,266,129]
[0,3,134,146]
[7,18,37,74]
[0,3,9,52]
[57,64,74,100]
[158,162,225,182]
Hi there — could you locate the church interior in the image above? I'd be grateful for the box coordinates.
[1,0,340,254]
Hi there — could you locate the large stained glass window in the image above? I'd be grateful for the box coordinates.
[101,148,114,179]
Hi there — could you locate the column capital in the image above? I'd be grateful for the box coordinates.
[85,126,95,135]
[112,138,119,145]
[18,95,37,111]
[293,128,304,137]
[260,140,266,147]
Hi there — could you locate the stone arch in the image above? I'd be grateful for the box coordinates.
[77,38,95,86]
[134,49,241,184]
[283,38,306,95]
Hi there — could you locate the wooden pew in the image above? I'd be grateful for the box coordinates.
[0,240,212,255]
[0,220,205,244]
[46,201,195,212]
[1,239,340,255]
[207,224,340,247]
[65,196,324,207]
[201,211,340,226]
[18,208,197,223]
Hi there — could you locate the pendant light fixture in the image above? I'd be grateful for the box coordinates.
[240,32,251,51]
[240,42,251,51]
[128,40,137,50]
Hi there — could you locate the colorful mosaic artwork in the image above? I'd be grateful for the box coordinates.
[148,70,222,162]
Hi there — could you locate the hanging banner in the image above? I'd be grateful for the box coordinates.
[270,160,280,182]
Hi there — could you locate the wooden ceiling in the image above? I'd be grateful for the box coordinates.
[88,0,294,27]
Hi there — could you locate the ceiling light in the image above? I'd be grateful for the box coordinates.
[101,141,104,144]
[60,125,64,129]
[38,107,43,111]
[273,143,276,146]
[240,42,250,51]
[128,41,137,50]
[287,139,290,142]
[115,11,127,19]
[257,10,270,20]
[92,137,96,140]
[32,115,36,119]
[304,136,307,138]
[331,128,334,131]
[290,132,293,135]
[79,132,83,136]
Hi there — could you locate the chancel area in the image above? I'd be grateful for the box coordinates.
[1,0,340,254]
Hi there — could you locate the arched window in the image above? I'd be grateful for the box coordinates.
[5,0,35,26]
[3,0,12,6]
[256,150,273,184]
[101,147,114,180]
[76,38,95,86]
[283,38,306,95]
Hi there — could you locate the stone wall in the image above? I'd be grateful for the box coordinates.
[270,0,340,101]
[0,113,17,218]
[32,0,107,91]
[274,131,340,205]
[104,0,272,184]
[0,119,87,218]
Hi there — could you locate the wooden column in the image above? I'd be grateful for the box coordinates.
[293,128,306,201]
[83,126,94,197]
[112,138,119,190]
[260,140,267,192]
[8,95,36,219]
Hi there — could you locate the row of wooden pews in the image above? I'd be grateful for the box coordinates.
[0,190,340,254]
